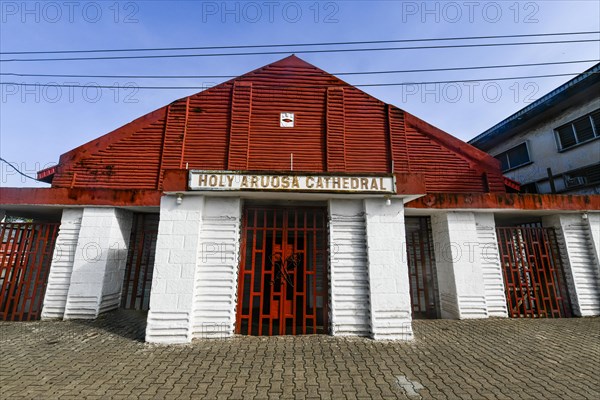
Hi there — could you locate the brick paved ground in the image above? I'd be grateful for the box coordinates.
[0,311,598,399]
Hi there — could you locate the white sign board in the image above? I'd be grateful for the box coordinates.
[189,171,395,193]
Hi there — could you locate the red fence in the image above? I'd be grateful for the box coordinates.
[121,214,159,311]
[405,217,439,319]
[497,226,571,318]
[0,223,59,321]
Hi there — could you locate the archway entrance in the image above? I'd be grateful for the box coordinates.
[236,206,329,335]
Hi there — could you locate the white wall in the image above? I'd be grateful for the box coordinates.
[328,199,371,336]
[543,213,600,316]
[587,212,600,271]
[364,199,413,340]
[146,195,204,343]
[42,209,83,319]
[63,207,133,319]
[430,212,488,319]
[475,213,508,317]
[192,197,241,338]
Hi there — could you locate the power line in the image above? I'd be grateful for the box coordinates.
[0,72,587,90]
[0,157,41,182]
[1,59,597,80]
[2,30,598,55]
[1,39,598,63]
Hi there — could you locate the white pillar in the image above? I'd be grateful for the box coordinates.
[586,212,600,271]
[63,208,133,319]
[146,195,204,344]
[543,214,600,316]
[364,198,413,340]
[41,209,83,319]
[192,197,241,338]
[475,213,508,317]
[430,212,488,319]
[328,199,371,336]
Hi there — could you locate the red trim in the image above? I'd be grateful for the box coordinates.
[36,165,57,182]
[407,193,600,210]
[0,188,161,207]
[503,176,521,191]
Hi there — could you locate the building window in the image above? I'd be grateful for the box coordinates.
[495,142,531,172]
[563,162,600,190]
[555,109,600,151]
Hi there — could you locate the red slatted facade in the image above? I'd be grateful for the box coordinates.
[45,56,506,193]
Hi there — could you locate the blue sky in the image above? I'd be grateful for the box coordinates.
[1,0,599,187]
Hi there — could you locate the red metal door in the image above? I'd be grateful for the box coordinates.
[121,213,159,311]
[236,206,328,335]
[0,222,59,321]
[497,226,571,318]
[405,217,439,319]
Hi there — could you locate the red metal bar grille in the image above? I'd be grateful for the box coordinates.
[405,217,439,319]
[497,226,571,318]
[236,206,329,336]
[121,214,159,311]
[0,222,59,321]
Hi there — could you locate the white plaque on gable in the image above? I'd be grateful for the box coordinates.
[280,112,294,128]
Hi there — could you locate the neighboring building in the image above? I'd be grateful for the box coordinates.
[469,63,600,195]
[1,56,599,342]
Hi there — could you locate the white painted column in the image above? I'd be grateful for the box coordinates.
[543,213,600,316]
[430,212,488,319]
[586,212,600,271]
[41,209,83,319]
[192,197,241,338]
[328,199,371,336]
[63,208,133,319]
[475,213,508,317]
[364,198,413,340]
[146,195,204,344]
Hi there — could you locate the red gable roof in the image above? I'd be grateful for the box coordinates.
[42,55,506,193]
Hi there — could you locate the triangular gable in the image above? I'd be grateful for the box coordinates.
[43,55,506,193]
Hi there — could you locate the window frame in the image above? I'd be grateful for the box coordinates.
[554,109,600,152]
[493,141,533,173]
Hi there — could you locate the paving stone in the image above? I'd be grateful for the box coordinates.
[0,310,599,399]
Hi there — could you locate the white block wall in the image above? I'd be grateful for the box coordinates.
[430,212,488,319]
[328,199,371,336]
[475,213,508,317]
[64,208,133,319]
[587,212,600,271]
[146,195,204,343]
[543,214,600,316]
[364,199,413,340]
[192,197,241,338]
[41,209,83,319]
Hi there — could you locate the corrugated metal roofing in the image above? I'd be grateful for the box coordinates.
[45,55,506,193]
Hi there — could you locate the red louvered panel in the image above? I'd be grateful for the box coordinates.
[405,127,488,193]
[59,119,165,189]
[388,106,410,173]
[344,89,390,173]
[326,88,346,172]
[247,86,326,172]
[183,86,231,170]
[228,82,252,170]
[157,101,187,187]
[487,172,507,192]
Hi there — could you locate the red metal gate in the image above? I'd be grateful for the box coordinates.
[121,213,159,311]
[0,222,59,321]
[405,217,439,319]
[497,226,571,318]
[236,206,329,336]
